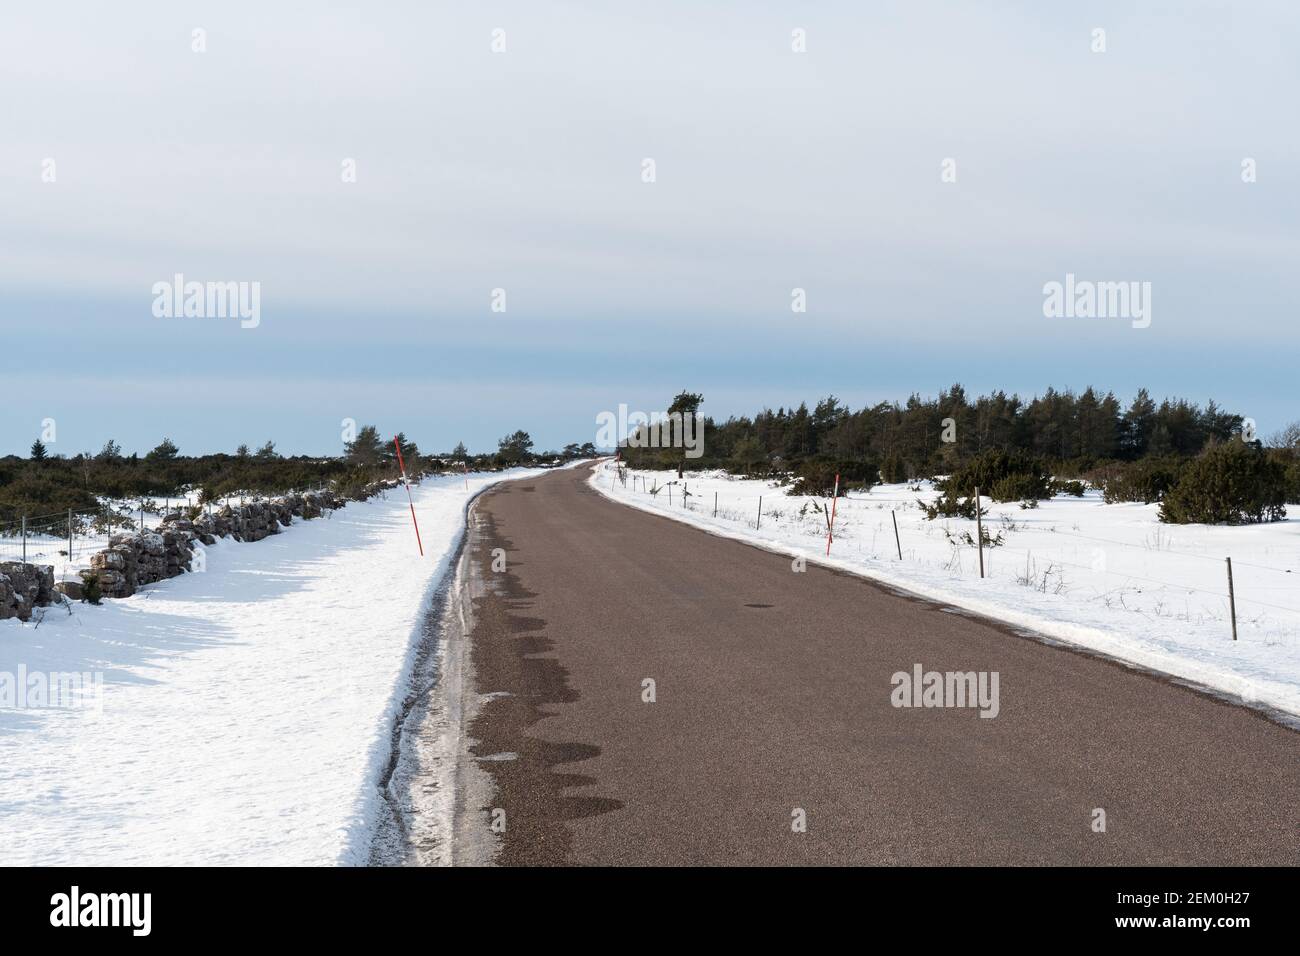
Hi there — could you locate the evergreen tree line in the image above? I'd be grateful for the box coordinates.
[619,387,1300,524]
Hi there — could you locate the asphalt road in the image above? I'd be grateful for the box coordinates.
[459,465,1299,865]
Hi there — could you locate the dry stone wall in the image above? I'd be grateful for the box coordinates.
[1,479,402,616]
[83,490,350,600]
[0,563,55,622]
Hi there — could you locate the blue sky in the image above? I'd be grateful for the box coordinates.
[2,1,1297,455]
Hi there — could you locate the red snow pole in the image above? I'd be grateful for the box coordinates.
[393,436,424,556]
[825,473,840,556]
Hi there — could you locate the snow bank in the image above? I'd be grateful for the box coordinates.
[591,463,1300,719]
[0,469,542,865]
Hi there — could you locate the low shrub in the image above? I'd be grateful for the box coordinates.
[989,471,1053,503]
[1159,441,1287,524]
[0,474,99,526]
[920,491,986,521]
[1051,479,1087,497]
[1096,457,1185,504]
[938,450,1052,503]
[82,573,103,605]
[787,457,878,497]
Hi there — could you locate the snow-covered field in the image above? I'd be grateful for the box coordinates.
[592,463,1300,720]
[0,468,542,865]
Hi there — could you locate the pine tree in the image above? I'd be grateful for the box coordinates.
[147,438,179,460]
[30,440,47,461]
[665,391,705,477]
[1120,389,1156,459]
[390,433,420,471]
[1200,400,1243,446]
[496,430,534,465]
[344,425,384,466]
[731,437,765,474]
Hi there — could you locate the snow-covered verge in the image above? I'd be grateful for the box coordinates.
[0,468,543,865]
[591,463,1300,720]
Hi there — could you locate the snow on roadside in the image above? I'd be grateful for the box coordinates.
[591,463,1300,720]
[0,468,543,865]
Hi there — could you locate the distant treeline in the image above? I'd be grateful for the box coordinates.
[618,387,1300,523]
[0,427,597,525]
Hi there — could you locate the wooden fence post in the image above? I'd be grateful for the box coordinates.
[1226,557,1238,641]
[825,473,840,556]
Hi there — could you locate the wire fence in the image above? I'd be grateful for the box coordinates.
[604,462,1300,637]
[0,508,116,570]
[0,497,206,574]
